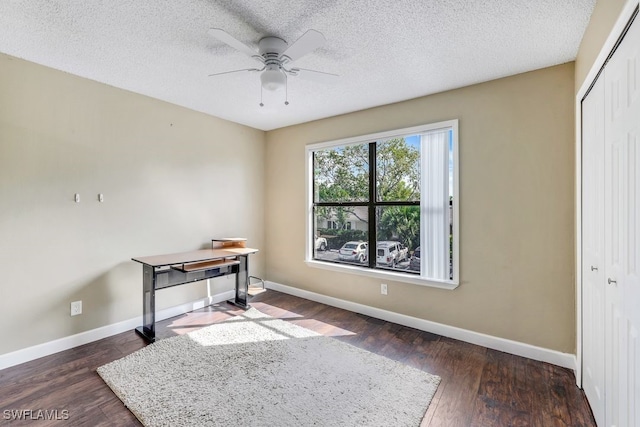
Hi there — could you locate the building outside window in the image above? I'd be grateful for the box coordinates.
[326,220,354,230]
[307,120,458,285]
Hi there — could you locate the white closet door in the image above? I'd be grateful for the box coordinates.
[604,14,640,427]
[582,74,606,427]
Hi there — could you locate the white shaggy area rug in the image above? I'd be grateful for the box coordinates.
[98,308,440,427]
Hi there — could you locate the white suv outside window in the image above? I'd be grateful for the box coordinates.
[376,241,408,267]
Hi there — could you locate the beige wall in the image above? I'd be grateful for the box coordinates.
[265,63,576,353]
[0,54,265,355]
[2,21,599,358]
[575,0,629,91]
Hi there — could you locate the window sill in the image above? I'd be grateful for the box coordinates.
[305,260,459,290]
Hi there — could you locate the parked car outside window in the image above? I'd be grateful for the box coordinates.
[376,241,408,267]
[338,241,368,263]
[315,235,327,251]
[409,246,421,271]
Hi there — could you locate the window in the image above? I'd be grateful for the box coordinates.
[307,120,459,286]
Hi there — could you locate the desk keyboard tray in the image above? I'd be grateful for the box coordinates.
[171,258,240,273]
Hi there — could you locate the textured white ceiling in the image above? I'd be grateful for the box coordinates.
[0,0,595,131]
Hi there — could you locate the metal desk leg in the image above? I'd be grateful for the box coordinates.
[227,255,250,309]
[135,264,156,342]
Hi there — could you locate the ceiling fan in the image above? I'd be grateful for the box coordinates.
[208,28,338,106]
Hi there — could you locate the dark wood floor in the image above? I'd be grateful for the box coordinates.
[0,290,595,426]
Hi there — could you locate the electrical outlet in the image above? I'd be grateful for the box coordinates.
[71,301,82,316]
[381,283,388,295]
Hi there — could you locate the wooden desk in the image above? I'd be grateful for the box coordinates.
[132,241,258,343]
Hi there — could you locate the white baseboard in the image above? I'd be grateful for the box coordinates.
[265,281,577,371]
[0,290,235,371]
[1,283,578,374]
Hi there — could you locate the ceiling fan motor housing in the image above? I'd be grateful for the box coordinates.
[258,36,287,56]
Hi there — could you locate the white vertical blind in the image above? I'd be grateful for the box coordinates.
[421,129,450,280]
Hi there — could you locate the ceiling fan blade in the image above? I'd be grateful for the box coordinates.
[208,28,260,59]
[208,68,261,77]
[294,68,339,84]
[280,30,326,63]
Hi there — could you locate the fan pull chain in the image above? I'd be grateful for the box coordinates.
[259,85,264,107]
[284,74,289,106]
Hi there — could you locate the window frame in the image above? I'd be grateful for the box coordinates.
[305,120,459,289]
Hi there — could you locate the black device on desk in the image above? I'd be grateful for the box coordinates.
[131,238,258,343]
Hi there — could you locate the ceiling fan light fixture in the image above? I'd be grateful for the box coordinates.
[261,67,286,91]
